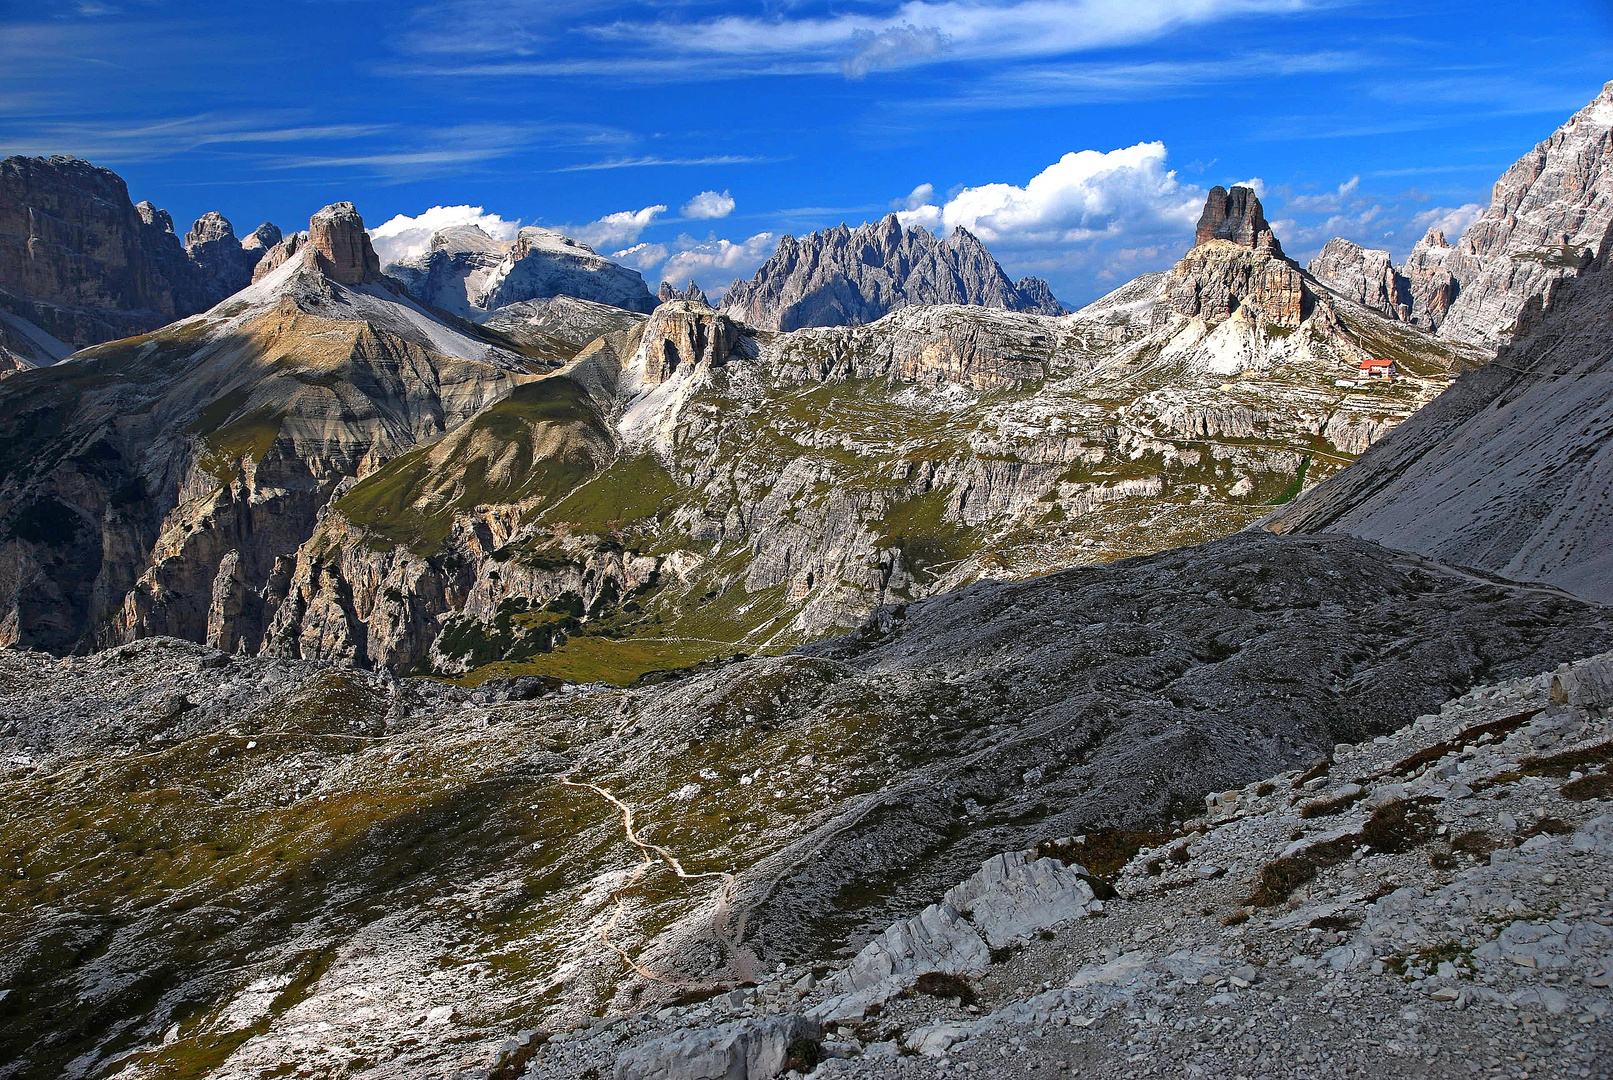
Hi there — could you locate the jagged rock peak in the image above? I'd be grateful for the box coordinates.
[1418,228,1452,251]
[307,201,382,286]
[251,232,305,283]
[1014,275,1070,316]
[185,211,236,248]
[721,212,1061,331]
[134,200,174,234]
[1431,79,1613,345]
[1194,185,1282,255]
[657,279,709,305]
[241,221,282,253]
[1308,238,1410,321]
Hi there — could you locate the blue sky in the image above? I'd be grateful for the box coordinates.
[2,0,1610,305]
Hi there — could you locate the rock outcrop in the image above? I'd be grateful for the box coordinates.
[1154,187,1309,331]
[1264,211,1613,603]
[390,224,657,317]
[636,299,740,385]
[1194,184,1283,254]
[0,156,275,347]
[1308,238,1411,320]
[1399,228,1460,329]
[721,214,1065,331]
[307,201,382,285]
[658,279,709,305]
[1433,80,1613,346]
[478,227,657,314]
[251,231,305,283]
[185,212,279,301]
[385,223,509,319]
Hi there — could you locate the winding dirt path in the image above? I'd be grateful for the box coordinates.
[561,775,758,987]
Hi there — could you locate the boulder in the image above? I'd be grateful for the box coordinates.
[942,850,1102,949]
[614,1014,817,1080]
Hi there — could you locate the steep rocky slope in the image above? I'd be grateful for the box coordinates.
[721,215,1067,331]
[388,224,657,318]
[1435,80,1613,346]
[1265,211,1613,603]
[0,155,277,349]
[532,652,1613,1080]
[1306,80,1613,347]
[0,202,553,655]
[1,533,1609,1079]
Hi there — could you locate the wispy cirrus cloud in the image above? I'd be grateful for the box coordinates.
[392,0,1323,83]
[552,154,785,172]
[591,0,1318,74]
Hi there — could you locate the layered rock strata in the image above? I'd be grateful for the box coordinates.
[0,155,275,346]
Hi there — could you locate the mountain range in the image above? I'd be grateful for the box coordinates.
[1,71,1612,1080]
[720,214,1069,331]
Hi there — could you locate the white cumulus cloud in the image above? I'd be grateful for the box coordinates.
[898,141,1203,245]
[616,232,779,296]
[368,204,520,267]
[571,204,667,249]
[1407,202,1484,244]
[681,189,736,220]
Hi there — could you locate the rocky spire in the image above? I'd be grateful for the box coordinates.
[1194,185,1283,256]
[185,211,236,248]
[307,202,382,285]
[658,279,710,305]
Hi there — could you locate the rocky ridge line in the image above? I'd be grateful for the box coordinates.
[0,154,277,350]
[721,214,1067,331]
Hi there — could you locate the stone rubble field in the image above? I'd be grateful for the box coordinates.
[526,654,1613,1080]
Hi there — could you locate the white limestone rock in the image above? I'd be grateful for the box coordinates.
[613,1013,816,1080]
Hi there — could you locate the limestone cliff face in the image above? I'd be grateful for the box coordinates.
[186,212,279,302]
[1195,185,1283,255]
[308,202,382,285]
[0,156,276,348]
[1266,213,1613,603]
[0,201,545,656]
[389,224,658,317]
[1152,187,1314,333]
[386,224,508,318]
[1433,82,1613,346]
[721,214,1066,331]
[1398,229,1460,330]
[1308,238,1411,321]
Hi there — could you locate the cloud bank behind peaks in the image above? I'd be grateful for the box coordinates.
[897,141,1202,245]
[369,205,521,266]
[571,204,667,248]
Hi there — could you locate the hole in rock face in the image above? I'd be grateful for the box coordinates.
[662,340,681,375]
[805,573,815,589]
